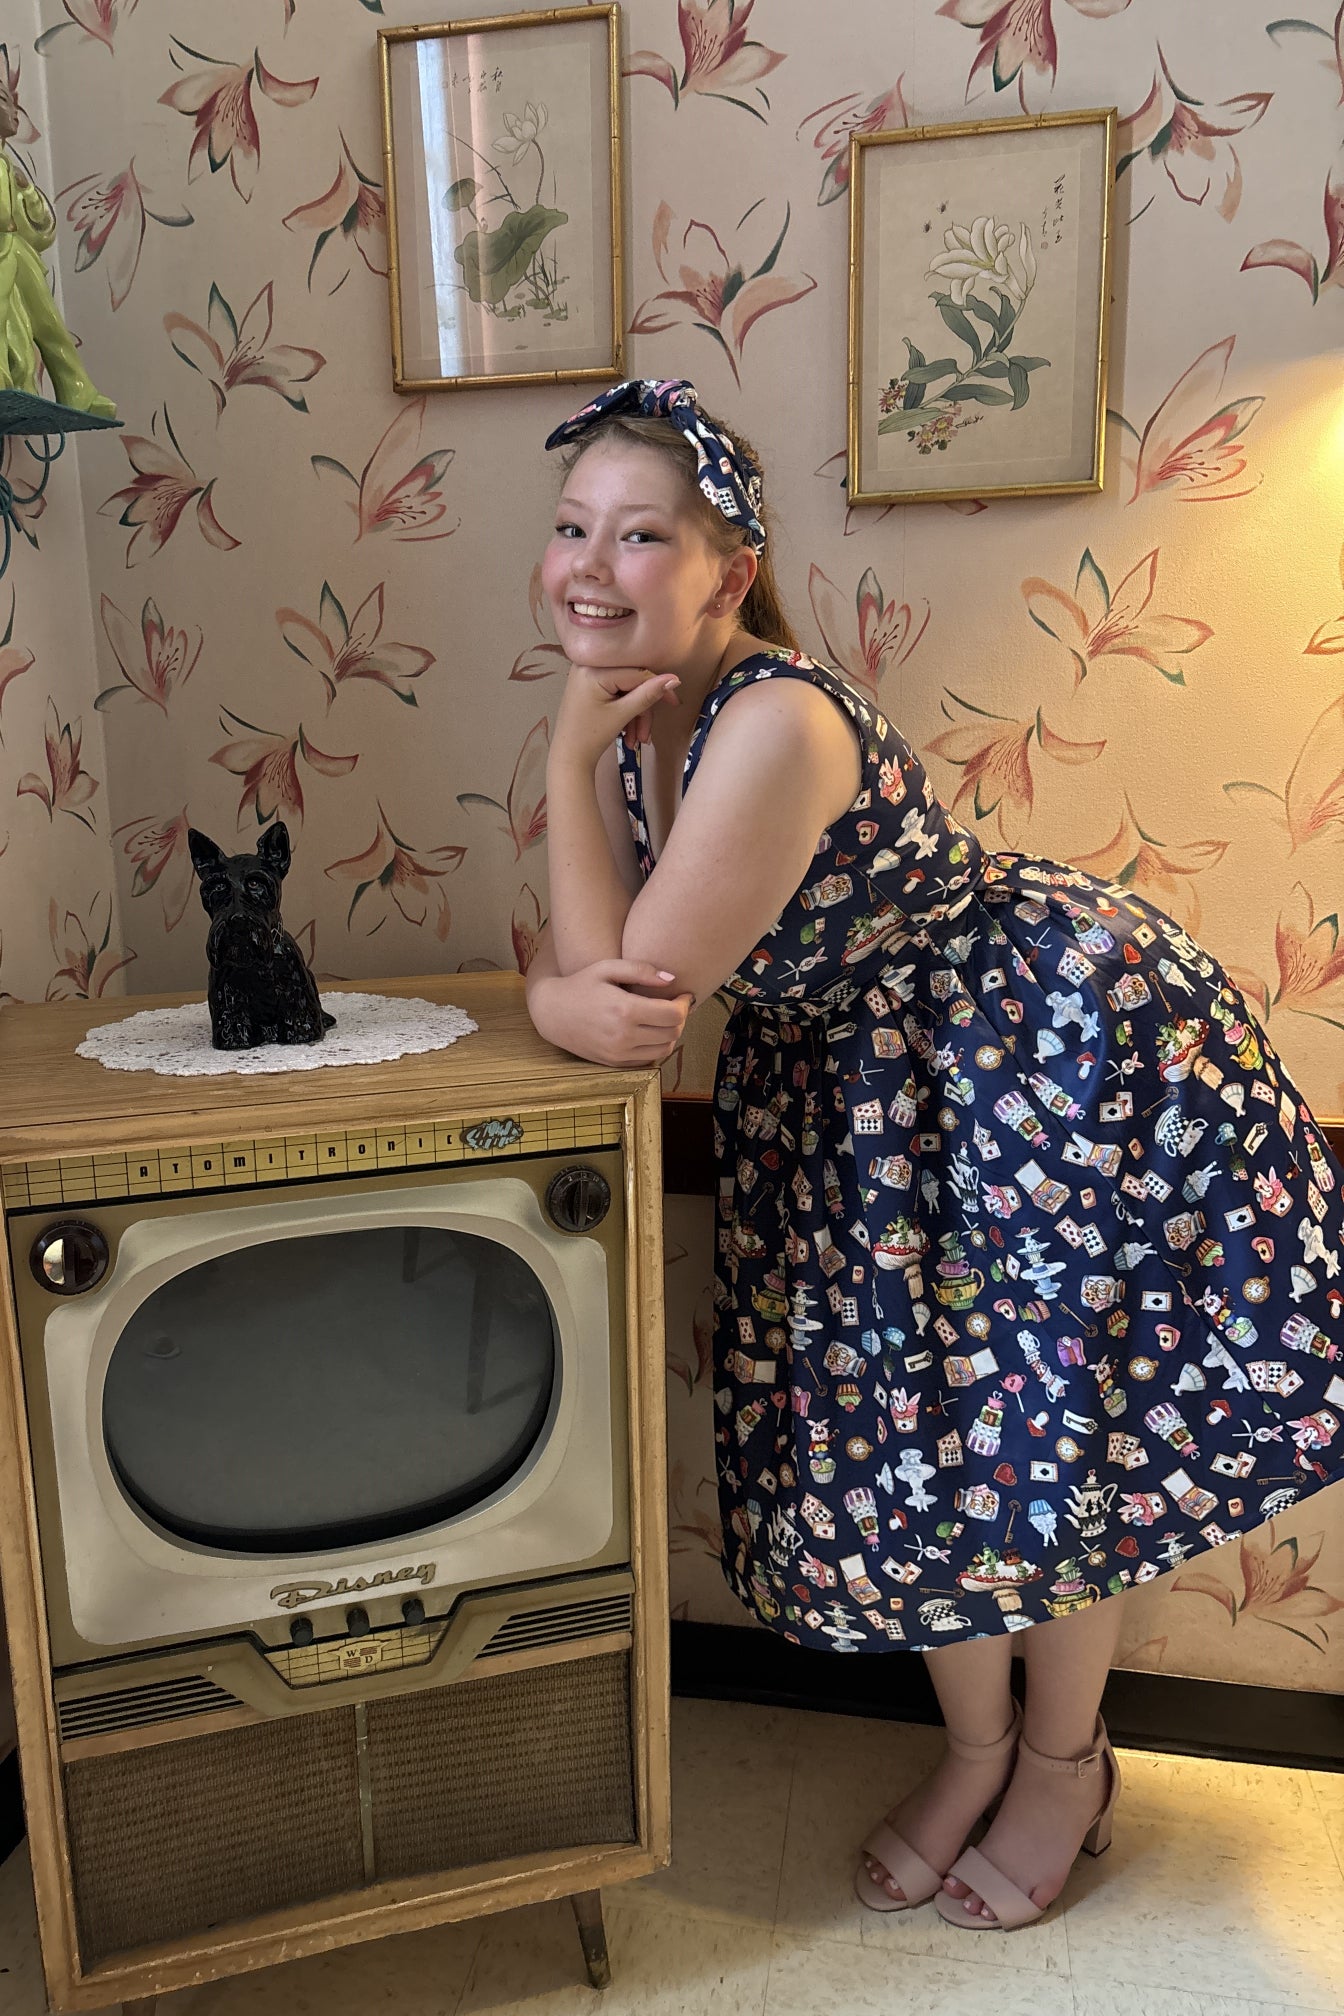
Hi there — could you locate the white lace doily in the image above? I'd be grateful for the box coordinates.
[77,993,479,1076]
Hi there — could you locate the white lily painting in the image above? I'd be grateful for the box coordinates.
[879,213,1051,456]
[852,112,1112,503]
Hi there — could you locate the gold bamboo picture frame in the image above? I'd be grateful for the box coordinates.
[378,7,624,393]
[847,109,1116,506]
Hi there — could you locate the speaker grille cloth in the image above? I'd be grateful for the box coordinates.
[367,1650,635,1878]
[65,1709,363,1967]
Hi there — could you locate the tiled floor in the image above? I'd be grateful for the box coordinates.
[2,1700,1342,2014]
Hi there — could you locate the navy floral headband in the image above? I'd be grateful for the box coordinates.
[544,377,766,552]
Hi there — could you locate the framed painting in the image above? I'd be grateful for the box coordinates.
[847,109,1116,506]
[378,6,623,392]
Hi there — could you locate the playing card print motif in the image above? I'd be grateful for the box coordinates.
[619,649,1344,1651]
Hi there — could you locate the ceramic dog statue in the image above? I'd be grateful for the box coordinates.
[188,822,335,1050]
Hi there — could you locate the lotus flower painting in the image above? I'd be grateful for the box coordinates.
[852,111,1114,505]
[380,14,620,388]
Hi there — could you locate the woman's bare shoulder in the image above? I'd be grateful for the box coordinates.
[692,661,861,825]
[704,657,861,759]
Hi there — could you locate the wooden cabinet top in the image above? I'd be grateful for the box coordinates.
[0,974,650,1162]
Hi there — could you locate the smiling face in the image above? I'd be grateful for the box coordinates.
[542,437,744,671]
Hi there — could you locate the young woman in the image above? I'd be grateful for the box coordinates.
[524,377,1344,1931]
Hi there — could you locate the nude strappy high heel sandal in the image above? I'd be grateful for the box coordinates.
[933,1712,1121,1931]
[854,1701,1022,1913]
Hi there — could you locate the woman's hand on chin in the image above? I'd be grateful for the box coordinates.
[552,661,680,768]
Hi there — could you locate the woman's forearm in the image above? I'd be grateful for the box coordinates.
[524,923,561,1006]
[545,750,633,974]
[521,925,594,1059]
[523,925,564,1043]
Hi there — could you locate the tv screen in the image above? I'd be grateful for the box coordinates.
[101,1226,558,1553]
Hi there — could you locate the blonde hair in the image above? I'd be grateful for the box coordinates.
[557,410,800,652]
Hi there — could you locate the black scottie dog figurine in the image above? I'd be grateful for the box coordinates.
[188,822,335,1050]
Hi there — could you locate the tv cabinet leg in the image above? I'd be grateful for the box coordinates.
[571,1888,610,1990]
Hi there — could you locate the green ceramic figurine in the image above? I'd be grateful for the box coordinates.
[0,73,115,418]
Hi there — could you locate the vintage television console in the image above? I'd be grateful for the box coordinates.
[0,973,669,2011]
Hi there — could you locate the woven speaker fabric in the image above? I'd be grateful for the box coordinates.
[76,992,478,1076]
[367,1653,636,1877]
[65,1710,364,1965]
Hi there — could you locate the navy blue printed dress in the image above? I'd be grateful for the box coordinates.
[618,648,1344,1653]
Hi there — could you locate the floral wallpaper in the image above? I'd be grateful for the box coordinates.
[0,0,1342,1689]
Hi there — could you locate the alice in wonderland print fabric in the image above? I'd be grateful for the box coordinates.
[617,650,1344,1653]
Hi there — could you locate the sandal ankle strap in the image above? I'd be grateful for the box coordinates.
[1018,1716,1108,1779]
[945,1702,1021,1763]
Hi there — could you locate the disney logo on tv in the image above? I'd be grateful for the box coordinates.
[269,1564,437,1610]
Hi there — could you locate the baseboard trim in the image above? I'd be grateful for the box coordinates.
[671,1619,1344,1771]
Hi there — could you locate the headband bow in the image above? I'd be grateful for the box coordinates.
[544,377,766,552]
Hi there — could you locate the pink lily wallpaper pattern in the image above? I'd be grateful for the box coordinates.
[2,0,1343,1688]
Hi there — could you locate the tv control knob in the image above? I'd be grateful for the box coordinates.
[289,1617,315,1647]
[30,1220,110,1295]
[402,1597,426,1627]
[346,1607,371,1637]
[545,1166,611,1234]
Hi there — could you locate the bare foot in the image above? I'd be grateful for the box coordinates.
[940,1739,1115,1922]
[863,1728,1018,1904]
